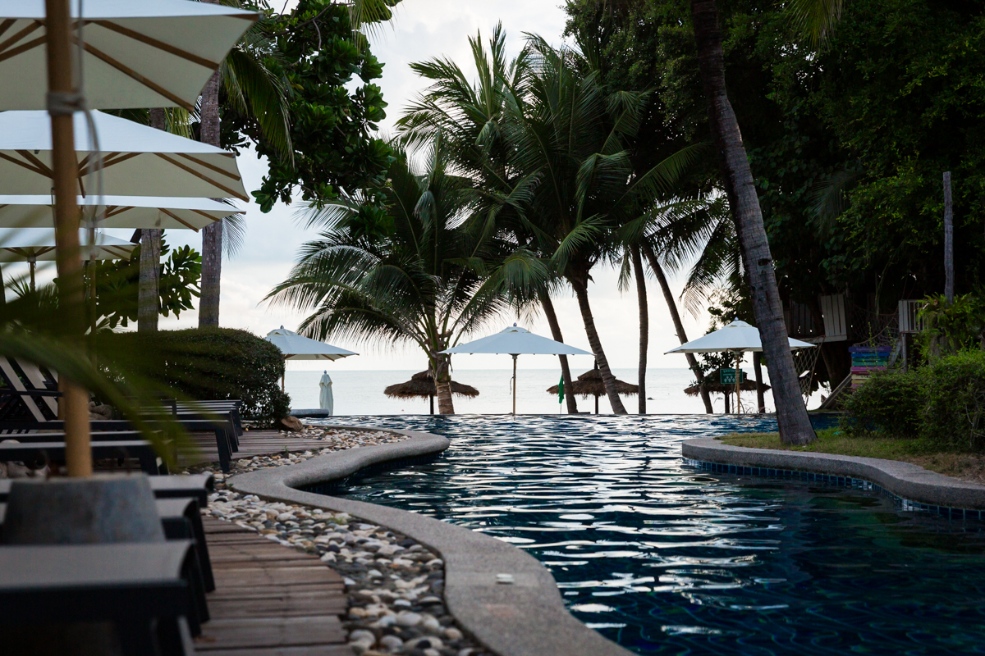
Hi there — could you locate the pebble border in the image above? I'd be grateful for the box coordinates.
[229,426,633,656]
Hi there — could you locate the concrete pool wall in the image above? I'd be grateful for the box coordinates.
[229,426,633,656]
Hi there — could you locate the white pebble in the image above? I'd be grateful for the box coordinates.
[396,611,422,627]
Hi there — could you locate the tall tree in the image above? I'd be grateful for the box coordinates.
[689,0,815,443]
[268,145,506,414]
[138,108,166,332]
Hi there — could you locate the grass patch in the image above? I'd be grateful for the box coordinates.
[720,428,985,485]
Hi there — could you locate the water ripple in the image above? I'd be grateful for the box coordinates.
[319,415,985,655]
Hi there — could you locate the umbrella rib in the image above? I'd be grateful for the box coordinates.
[0,22,43,59]
[192,207,235,221]
[0,19,16,41]
[0,33,46,64]
[93,21,220,70]
[5,151,50,177]
[81,151,141,176]
[73,38,195,111]
[177,153,241,181]
[155,153,248,200]
[159,207,198,231]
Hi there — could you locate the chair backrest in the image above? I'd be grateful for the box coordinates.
[14,359,59,417]
[0,357,50,422]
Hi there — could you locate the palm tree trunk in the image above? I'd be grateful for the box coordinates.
[690,0,815,443]
[138,109,165,332]
[641,243,714,413]
[753,351,765,412]
[198,54,222,327]
[540,290,578,414]
[570,275,627,414]
[432,352,455,415]
[631,246,647,414]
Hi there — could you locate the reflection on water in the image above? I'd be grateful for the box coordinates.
[316,415,985,655]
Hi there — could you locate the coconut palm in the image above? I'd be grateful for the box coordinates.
[398,25,583,414]
[267,142,507,414]
[689,0,815,443]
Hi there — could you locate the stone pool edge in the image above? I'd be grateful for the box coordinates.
[682,437,985,513]
[229,427,633,656]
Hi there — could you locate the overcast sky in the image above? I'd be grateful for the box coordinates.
[33,0,711,372]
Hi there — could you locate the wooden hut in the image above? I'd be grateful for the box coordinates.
[384,371,479,414]
[547,369,638,414]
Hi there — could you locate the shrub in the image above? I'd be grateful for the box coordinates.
[918,350,985,451]
[916,294,985,361]
[107,328,290,426]
[841,369,922,438]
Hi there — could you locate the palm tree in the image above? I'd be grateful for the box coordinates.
[268,143,506,413]
[689,0,815,443]
[398,26,582,414]
[197,3,294,327]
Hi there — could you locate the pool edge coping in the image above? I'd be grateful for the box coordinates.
[229,426,634,656]
[681,437,985,511]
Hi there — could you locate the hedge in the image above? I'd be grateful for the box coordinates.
[107,328,291,426]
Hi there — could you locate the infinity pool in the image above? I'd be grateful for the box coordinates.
[317,415,985,655]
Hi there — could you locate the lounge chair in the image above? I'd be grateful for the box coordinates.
[0,436,167,475]
[0,472,214,505]
[0,541,199,655]
[0,357,239,471]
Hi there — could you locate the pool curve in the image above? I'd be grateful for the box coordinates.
[313,415,985,656]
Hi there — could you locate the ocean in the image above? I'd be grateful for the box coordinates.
[283,368,810,415]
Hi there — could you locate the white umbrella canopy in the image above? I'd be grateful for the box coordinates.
[443,324,593,356]
[0,111,247,200]
[0,228,134,262]
[265,327,357,393]
[265,326,359,361]
[0,0,257,111]
[319,372,334,415]
[665,320,815,354]
[665,319,814,415]
[442,324,592,414]
[0,195,242,231]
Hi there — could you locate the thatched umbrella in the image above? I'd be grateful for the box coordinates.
[547,369,638,415]
[385,371,479,415]
[685,377,771,414]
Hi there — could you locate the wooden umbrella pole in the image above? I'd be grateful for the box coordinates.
[512,354,518,415]
[735,351,741,415]
[45,0,91,477]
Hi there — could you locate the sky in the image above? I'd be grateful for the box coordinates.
[24,0,713,373]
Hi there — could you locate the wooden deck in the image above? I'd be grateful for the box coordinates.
[195,516,351,655]
[179,430,331,469]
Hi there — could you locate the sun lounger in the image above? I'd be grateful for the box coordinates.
[0,473,214,505]
[0,541,198,655]
[0,357,240,469]
[0,439,167,475]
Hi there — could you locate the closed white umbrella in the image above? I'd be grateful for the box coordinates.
[319,372,334,416]
[442,324,592,415]
[0,195,242,231]
[265,326,357,392]
[0,0,257,111]
[0,111,247,200]
[665,319,815,413]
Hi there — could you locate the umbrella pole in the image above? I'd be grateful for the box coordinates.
[512,354,518,415]
[45,0,91,477]
[735,351,741,415]
[29,259,36,293]
[595,394,599,415]
[429,394,434,415]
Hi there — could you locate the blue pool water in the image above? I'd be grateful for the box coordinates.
[316,415,985,655]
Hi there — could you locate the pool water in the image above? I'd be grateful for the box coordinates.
[316,415,985,655]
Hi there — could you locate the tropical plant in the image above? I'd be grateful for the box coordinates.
[916,294,985,361]
[268,143,507,413]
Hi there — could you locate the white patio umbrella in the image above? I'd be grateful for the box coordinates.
[442,324,592,414]
[0,228,134,291]
[0,195,242,231]
[0,0,257,111]
[265,326,358,391]
[0,111,247,200]
[665,319,815,413]
[319,372,334,416]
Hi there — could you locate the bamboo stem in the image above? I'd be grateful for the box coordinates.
[45,0,91,477]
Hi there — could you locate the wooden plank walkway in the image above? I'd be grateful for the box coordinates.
[179,430,330,469]
[195,516,352,655]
